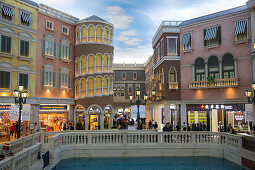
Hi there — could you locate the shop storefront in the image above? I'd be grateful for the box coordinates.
[0,104,31,142]
[75,106,86,130]
[104,106,112,129]
[39,105,69,132]
[186,104,247,132]
[88,106,101,130]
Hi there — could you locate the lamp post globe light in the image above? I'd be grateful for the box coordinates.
[129,89,147,130]
[13,85,28,139]
[245,82,255,105]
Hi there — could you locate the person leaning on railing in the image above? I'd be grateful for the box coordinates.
[0,143,14,161]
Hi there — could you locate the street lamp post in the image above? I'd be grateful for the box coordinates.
[13,85,28,139]
[129,89,147,130]
[245,82,255,105]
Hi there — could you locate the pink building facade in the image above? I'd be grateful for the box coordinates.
[179,5,254,132]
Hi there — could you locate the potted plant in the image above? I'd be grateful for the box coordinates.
[207,76,215,87]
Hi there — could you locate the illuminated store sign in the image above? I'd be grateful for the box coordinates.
[234,112,244,121]
[0,105,11,110]
[200,104,233,110]
[40,105,68,111]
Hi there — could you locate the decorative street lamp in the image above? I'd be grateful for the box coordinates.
[13,85,28,139]
[129,89,147,130]
[245,82,255,105]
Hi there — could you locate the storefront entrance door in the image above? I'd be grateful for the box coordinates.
[89,114,99,130]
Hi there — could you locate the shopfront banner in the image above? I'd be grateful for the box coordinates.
[22,104,31,121]
[10,104,19,121]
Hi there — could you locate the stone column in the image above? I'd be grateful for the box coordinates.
[180,103,187,131]
[219,60,222,79]
[69,105,75,129]
[100,112,104,130]
[205,62,208,79]
[85,112,89,130]
[164,102,170,123]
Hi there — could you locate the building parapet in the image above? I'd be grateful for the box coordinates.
[113,63,145,70]
[152,21,182,48]
[39,4,79,25]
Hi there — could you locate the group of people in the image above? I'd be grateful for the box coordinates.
[148,121,158,130]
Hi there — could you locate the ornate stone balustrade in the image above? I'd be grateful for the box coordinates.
[189,78,239,89]
[0,131,254,170]
[169,82,179,89]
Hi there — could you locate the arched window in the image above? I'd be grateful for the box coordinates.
[81,26,87,42]
[96,26,102,42]
[103,76,109,94]
[208,56,219,79]
[222,53,235,78]
[81,56,86,75]
[194,58,205,81]
[110,30,113,45]
[88,77,94,96]
[104,27,109,43]
[169,67,177,82]
[96,54,102,72]
[75,79,80,98]
[76,27,80,43]
[103,54,109,72]
[80,78,86,97]
[88,55,94,73]
[96,76,102,95]
[88,25,95,42]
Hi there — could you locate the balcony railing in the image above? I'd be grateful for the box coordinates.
[169,82,179,89]
[189,78,239,89]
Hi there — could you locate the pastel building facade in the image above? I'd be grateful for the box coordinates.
[0,0,38,138]
[150,21,182,130]
[179,5,254,131]
[74,16,114,130]
[36,4,78,131]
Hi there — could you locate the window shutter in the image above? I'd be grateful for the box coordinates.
[53,42,57,57]
[42,39,45,55]
[5,72,10,89]
[68,74,71,88]
[69,46,72,61]
[53,72,56,87]
[58,72,62,87]
[218,26,221,44]
[41,70,45,86]
[58,44,61,58]
[203,30,206,46]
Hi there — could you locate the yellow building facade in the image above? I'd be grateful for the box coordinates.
[0,0,38,140]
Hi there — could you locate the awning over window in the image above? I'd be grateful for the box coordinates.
[234,20,247,35]
[2,5,14,17]
[21,12,32,23]
[204,27,218,40]
[181,33,191,44]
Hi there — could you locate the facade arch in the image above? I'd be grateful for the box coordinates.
[208,55,219,79]
[80,55,87,75]
[81,25,87,42]
[76,26,80,43]
[95,76,102,95]
[88,104,102,130]
[88,54,95,73]
[169,66,177,82]
[103,26,109,43]
[80,78,86,98]
[222,53,235,79]
[88,24,95,42]
[87,76,94,96]
[96,25,103,42]
[103,53,109,72]
[75,79,80,98]
[96,53,103,72]
[194,58,205,81]
[103,75,109,94]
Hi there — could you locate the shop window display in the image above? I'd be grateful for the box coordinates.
[39,114,65,132]
[88,106,101,130]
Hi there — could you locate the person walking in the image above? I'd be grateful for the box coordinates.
[10,123,15,137]
[153,122,158,130]
[149,120,152,130]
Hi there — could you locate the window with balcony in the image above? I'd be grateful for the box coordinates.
[59,43,71,61]
[234,20,248,41]
[167,38,177,55]
[62,26,69,35]
[42,39,57,58]
[208,56,219,79]
[169,67,176,82]
[41,70,56,87]
[222,54,235,79]
[181,33,192,50]
[46,20,54,31]
[1,35,11,53]
[19,73,28,90]
[20,40,29,57]
[0,71,10,89]
[1,4,14,22]
[204,26,221,47]
[20,11,31,27]
[58,72,70,89]
[195,58,205,81]
[122,72,126,80]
